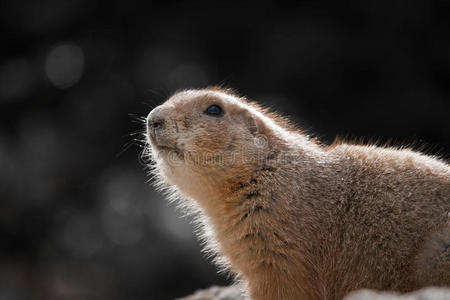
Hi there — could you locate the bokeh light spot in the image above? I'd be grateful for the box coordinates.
[45,43,84,89]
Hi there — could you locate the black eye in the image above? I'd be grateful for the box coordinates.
[204,104,223,117]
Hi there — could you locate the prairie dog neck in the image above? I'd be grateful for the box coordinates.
[207,142,331,300]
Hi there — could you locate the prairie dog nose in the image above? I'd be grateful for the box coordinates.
[147,107,166,130]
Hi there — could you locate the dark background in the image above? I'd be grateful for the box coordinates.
[1,0,449,299]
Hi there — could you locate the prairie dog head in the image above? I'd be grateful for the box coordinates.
[145,88,275,201]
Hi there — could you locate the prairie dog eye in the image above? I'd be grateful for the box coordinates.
[204,104,224,117]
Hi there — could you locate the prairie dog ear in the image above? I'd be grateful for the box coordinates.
[246,115,258,134]
[237,110,264,135]
[233,108,265,135]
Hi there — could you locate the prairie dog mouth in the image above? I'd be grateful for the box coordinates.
[152,144,179,152]
[149,140,183,157]
[146,124,180,153]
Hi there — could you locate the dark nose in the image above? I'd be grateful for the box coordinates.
[147,107,165,131]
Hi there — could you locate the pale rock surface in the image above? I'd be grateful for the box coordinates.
[179,286,450,300]
[178,285,245,300]
[345,287,450,300]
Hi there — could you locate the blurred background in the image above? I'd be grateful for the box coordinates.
[1,0,449,299]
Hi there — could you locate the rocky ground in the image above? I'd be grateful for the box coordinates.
[179,286,450,300]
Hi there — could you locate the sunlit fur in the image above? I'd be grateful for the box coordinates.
[143,87,450,300]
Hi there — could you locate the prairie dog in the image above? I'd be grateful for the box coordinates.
[144,88,450,300]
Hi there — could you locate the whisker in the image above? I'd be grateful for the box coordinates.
[146,88,166,99]
[116,141,136,158]
[127,131,146,137]
[129,113,147,123]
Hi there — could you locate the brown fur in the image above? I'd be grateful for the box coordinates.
[144,88,450,300]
